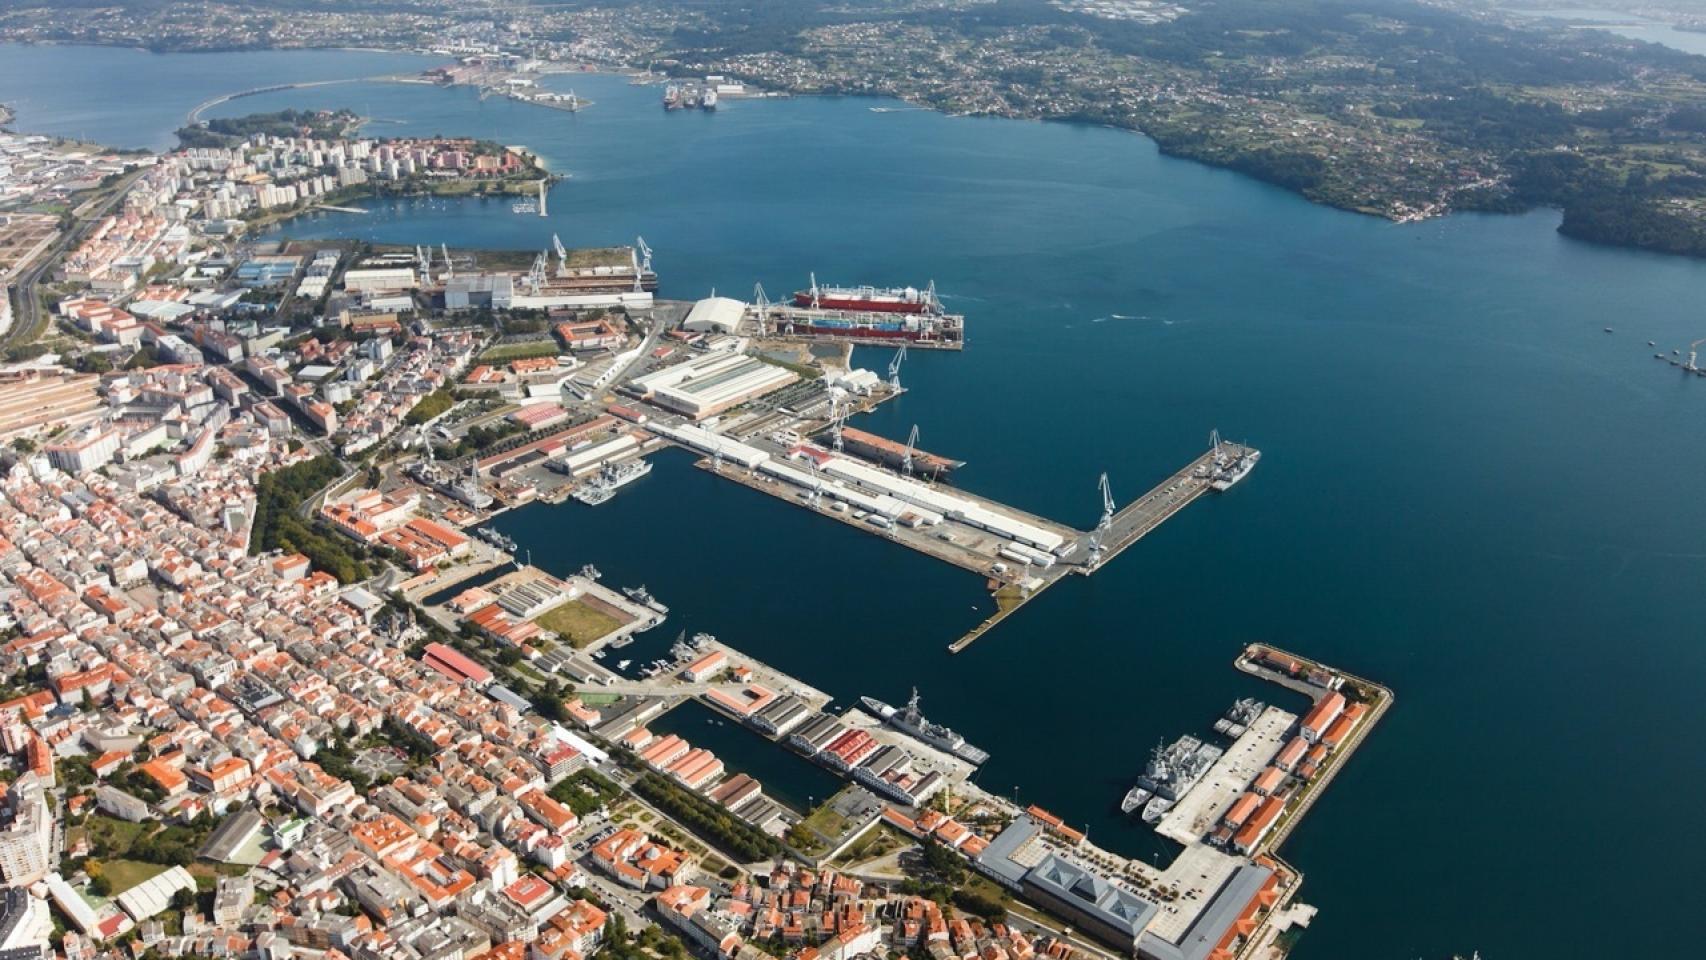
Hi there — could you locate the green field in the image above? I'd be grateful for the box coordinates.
[477,340,562,363]
[534,599,624,648]
[102,858,168,893]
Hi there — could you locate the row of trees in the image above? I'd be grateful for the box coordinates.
[632,772,782,863]
[250,456,372,583]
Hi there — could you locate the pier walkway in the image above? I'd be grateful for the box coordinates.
[948,441,1251,652]
[1076,442,1253,575]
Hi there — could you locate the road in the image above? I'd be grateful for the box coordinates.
[2,167,150,354]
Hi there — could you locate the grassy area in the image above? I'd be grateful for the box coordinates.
[101,859,168,893]
[84,815,151,856]
[801,803,848,837]
[833,823,908,867]
[534,599,623,648]
[753,353,822,380]
[405,389,457,425]
[478,340,562,363]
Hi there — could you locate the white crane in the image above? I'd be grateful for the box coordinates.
[417,244,432,287]
[901,424,920,479]
[441,243,453,282]
[1088,472,1115,566]
[633,236,653,292]
[888,344,907,392]
[806,461,824,507]
[552,232,568,270]
[1689,336,1706,372]
[829,396,846,453]
[752,283,770,337]
[527,251,547,292]
[537,178,548,217]
[807,271,821,308]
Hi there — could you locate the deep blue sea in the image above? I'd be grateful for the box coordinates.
[8,45,1706,960]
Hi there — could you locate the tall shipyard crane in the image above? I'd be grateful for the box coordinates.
[552,233,568,271]
[752,283,770,337]
[901,424,920,479]
[828,395,846,452]
[633,236,653,292]
[888,344,907,392]
[440,243,453,282]
[1088,472,1115,566]
[1689,336,1706,372]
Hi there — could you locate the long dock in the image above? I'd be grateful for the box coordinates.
[947,441,1253,652]
[1075,441,1255,576]
[663,410,1252,654]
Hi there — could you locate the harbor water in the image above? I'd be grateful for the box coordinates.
[8,46,1706,960]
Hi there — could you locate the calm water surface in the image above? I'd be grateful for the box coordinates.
[7,47,1706,960]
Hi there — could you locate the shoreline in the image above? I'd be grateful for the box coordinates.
[3,39,1695,260]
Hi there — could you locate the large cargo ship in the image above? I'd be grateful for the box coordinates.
[794,275,937,314]
[860,688,989,766]
[769,307,964,346]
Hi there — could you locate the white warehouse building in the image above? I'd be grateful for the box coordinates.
[681,296,746,335]
[630,352,797,420]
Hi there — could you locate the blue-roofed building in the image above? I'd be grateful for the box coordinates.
[974,816,1278,960]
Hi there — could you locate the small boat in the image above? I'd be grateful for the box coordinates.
[1649,340,1657,346]
[617,659,631,670]
[1604,327,1614,333]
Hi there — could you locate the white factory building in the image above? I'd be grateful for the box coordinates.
[629,352,797,420]
[341,267,418,294]
[681,295,746,335]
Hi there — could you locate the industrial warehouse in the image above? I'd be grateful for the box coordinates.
[626,352,800,420]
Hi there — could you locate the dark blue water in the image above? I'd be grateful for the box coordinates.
[10,50,1706,959]
[0,44,442,150]
[650,698,844,816]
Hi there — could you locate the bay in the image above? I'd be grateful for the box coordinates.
[8,47,1706,960]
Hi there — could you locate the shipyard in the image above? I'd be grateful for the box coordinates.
[0,77,1386,960]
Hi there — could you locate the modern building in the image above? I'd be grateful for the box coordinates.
[0,778,52,886]
[43,424,122,475]
[628,352,797,420]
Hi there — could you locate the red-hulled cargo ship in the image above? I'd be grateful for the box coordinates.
[794,274,937,314]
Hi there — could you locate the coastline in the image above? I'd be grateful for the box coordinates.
[4,38,1698,260]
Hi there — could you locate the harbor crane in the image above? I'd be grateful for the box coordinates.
[632,236,654,292]
[901,424,920,479]
[1088,472,1115,566]
[1688,336,1706,372]
[806,461,825,507]
[527,251,547,292]
[417,244,432,287]
[552,233,568,270]
[752,283,771,336]
[441,243,453,282]
[827,395,846,452]
[888,344,907,392]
